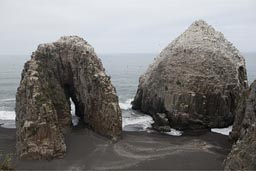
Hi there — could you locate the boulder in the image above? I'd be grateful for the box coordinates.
[16,36,122,159]
[132,20,248,130]
[152,113,171,132]
[225,80,256,170]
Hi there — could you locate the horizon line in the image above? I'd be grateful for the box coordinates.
[0,51,256,56]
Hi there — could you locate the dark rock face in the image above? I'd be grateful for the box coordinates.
[132,20,248,130]
[16,36,122,159]
[225,80,256,170]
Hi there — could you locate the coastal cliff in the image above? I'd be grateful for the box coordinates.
[15,36,122,159]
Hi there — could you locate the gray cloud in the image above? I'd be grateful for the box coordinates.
[0,0,255,55]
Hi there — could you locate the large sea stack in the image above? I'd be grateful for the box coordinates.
[16,36,122,159]
[225,80,256,170]
[132,20,248,131]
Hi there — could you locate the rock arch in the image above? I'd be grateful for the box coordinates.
[15,36,122,159]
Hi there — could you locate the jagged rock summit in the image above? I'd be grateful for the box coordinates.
[16,36,122,159]
[225,80,256,170]
[132,20,248,131]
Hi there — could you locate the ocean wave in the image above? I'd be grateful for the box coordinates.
[0,98,15,102]
[211,125,232,136]
[0,111,16,120]
[122,112,154,131]
[119,98,133,110]
[0,120,15,128]
[70,100,79,126]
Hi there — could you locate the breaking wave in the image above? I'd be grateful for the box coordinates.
[0,111,15,120]
[119,98,133,110]
[122,112,154,131]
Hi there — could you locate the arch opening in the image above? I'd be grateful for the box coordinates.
[62,83,86,129]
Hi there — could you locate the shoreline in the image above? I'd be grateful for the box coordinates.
[0,127,232,170]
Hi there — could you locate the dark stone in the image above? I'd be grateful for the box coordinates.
[152,113,171,132]
[225,80,256,170]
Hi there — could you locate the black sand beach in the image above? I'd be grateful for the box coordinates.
[0,127,232,170]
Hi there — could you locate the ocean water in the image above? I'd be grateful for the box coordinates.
[0,53,255,136]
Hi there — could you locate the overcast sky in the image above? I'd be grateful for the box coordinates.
[0,0,255,55]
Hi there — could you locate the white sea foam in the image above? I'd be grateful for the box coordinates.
[120,98,154,131]
[122,113,154,131]
[70,100,79,126]
[119,98,133,110]
[164,129,183,136]
[211,125,233,136]
[120,98,182,134]
[71,101,75,115]
[0,111,16,120]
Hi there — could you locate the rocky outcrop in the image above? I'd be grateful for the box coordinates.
[225,80,256,170]
[16,36,122,159]
[152,113,171,132]
[132,20,248,130]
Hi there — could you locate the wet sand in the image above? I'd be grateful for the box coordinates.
[0,127,232,170]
